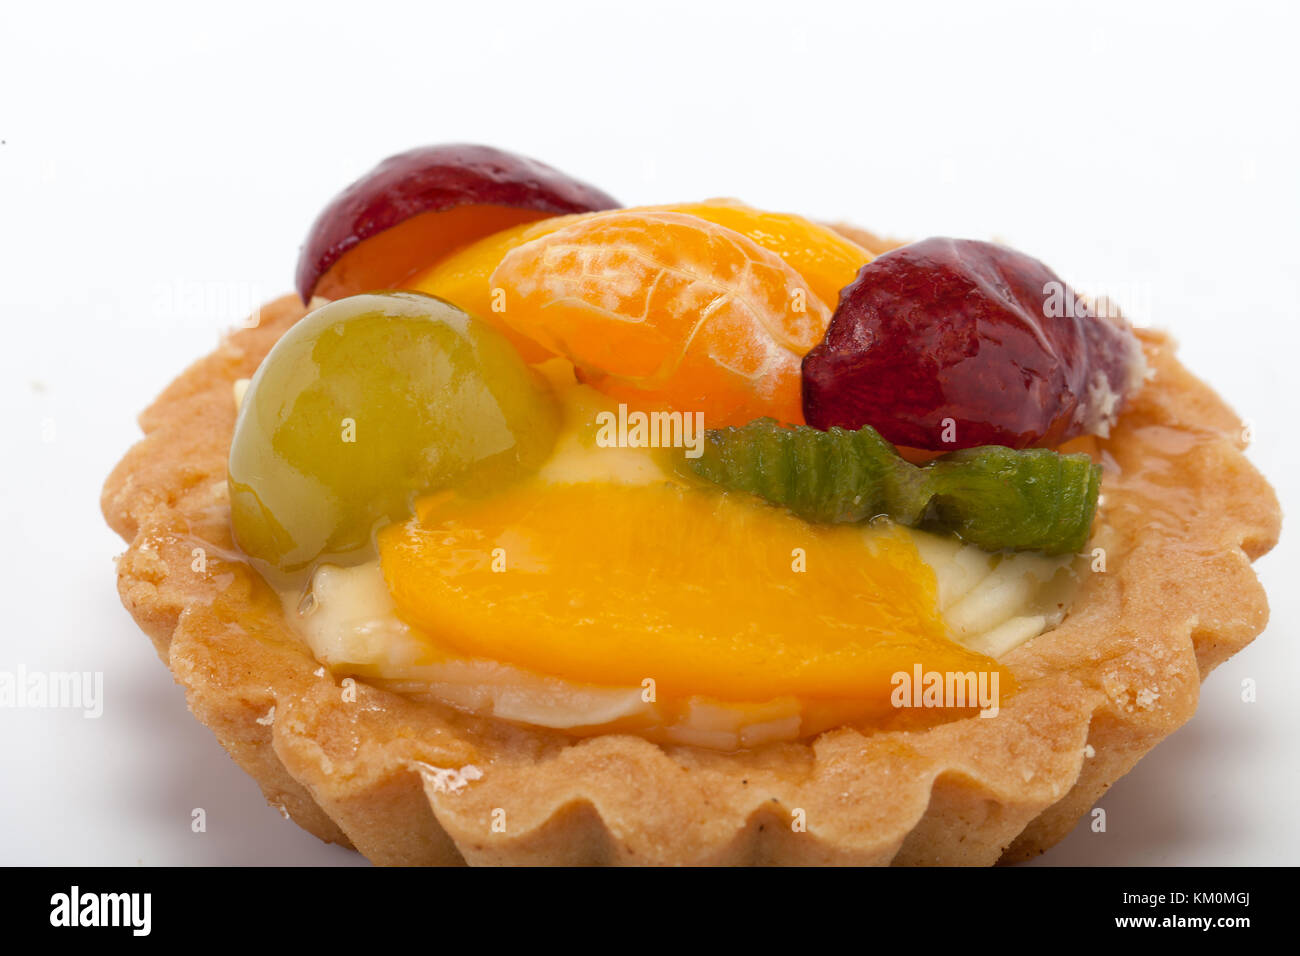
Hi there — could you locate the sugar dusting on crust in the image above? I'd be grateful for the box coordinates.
[413,762,484,795]
[1135,688,1161,711]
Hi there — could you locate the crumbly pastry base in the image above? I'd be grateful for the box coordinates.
[102,294,1280,865]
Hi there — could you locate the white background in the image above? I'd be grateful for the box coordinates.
[1,0,1295,865]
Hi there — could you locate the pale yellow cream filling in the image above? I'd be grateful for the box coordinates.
[276,369,1081,748]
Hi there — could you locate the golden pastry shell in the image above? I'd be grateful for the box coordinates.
[102,292,1280,865]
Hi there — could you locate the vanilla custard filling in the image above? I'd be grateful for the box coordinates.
[275,369,1082,748]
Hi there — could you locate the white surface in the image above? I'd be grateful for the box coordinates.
[0,0,1295,865]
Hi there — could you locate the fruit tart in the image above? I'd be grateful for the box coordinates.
[102,144,1281,865]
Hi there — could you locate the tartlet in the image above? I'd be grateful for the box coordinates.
[103,147,1280,865]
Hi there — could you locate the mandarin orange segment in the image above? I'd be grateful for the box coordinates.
[407,213,589,363]
[378,481,1011,706]
[487,210,832,426]
[670,199,873,309]
[407,201,871,368]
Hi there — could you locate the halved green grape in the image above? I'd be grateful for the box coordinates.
[228,292,560,575]
[687,419,1100,555]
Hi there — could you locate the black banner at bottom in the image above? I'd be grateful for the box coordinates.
[4,865,1279,941]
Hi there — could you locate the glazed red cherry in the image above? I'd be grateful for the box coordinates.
[296,144,620,303]
[801,238,1144,449]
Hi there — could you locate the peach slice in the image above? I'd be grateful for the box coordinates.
[295,144,619,303]
[379,481,1011,708]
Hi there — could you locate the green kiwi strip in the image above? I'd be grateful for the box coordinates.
[687,419,1100,555]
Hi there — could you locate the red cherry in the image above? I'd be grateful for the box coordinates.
[296,144,619,303]
[801,238,1143,449]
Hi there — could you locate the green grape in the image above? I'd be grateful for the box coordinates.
[687,419,1100,555]
[228,292,560,575]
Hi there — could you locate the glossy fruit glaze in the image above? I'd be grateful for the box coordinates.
[802,238,1145,449]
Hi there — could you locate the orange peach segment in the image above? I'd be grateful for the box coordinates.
[378,481,1010,707]
[309,204,547,303]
